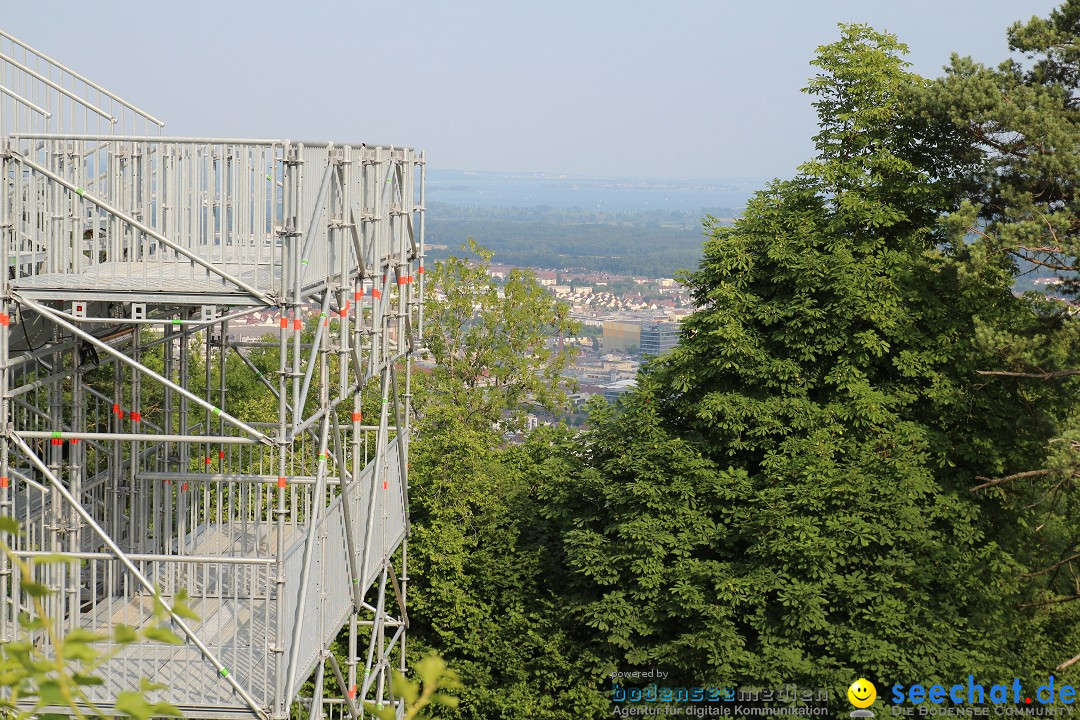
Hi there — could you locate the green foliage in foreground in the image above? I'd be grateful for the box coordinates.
[0,517,191,720]
[364,654,462,720]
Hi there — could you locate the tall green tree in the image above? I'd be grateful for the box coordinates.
[928,3,1080,293]
[525,25,1080,710]
[923,2,1080,645]
[419,239,577,434]
[404,243,591,719]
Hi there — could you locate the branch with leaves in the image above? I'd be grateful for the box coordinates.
[0,516,191,720]
[363,654,461,720]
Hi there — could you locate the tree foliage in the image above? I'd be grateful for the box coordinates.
[403,241,597,719]
[420,239,578,433]
[404,12,1080,720]
[919,2,1080,627]
[521,23,1080,710]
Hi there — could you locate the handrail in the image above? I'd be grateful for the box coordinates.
[0,52,118,121]
[0,83,51,117]
[0,28,165,127]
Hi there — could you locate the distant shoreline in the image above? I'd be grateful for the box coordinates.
[426,168,763,213]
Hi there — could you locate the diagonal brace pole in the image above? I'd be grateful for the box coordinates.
[17,295,272,445]
[327,653,361,720]
[332,413,365,612]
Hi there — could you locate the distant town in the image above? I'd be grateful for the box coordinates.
[490,263,692,426]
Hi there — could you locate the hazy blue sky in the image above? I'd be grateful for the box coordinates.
[0,0,1061,179]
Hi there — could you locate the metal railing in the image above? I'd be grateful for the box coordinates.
[3,136,425,312]
[0,29,163,138]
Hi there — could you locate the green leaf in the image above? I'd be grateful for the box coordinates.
[361,702,396,720]
[17,612,44,631]
[36,680,66,708]
[143,626,183,645]
[168,596,199,621]
[138,677,169,693]
[390,669,419,705]
[72,672,105,686]
[64,628,109,644]
[21,581,52,598]
[113,624,138,644]
[115,690,183,720]
[60,641,99,663]
[432,692,460,709]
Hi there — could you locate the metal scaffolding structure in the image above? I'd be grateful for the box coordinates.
[0,30,424,719]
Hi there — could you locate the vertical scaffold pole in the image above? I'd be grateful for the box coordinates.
[0,144,11,646]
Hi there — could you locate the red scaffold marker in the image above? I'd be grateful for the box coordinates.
[219,450,226,460]
[280,316,289,329]
[181,482,189,492]
[0,476,8,489]
[352,412,362,422]
[0,314,10,327]
[371,289,381,300]
[205,457,213,465]
[130,412,141,423]
[112,403,121,416]
[417,266,425,275]
[293,319,302,331]
[277,476,287,489]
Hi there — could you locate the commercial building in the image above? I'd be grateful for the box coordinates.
[639,322,680,357]
[603,320,641,352]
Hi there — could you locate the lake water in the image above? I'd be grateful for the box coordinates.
[426,169,764,213]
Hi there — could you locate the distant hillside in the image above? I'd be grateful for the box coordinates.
[424,203,735,277]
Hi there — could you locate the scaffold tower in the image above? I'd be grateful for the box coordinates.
[0,29,424,719]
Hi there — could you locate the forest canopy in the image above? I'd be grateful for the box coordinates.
[402,6,1080,718]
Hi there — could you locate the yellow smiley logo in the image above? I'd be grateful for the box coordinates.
[848,678,876,709]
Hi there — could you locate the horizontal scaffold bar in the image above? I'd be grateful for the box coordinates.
[11,550,276,565]
[15,294,274,445]
[6,132,419,152]
[14,431,260,444]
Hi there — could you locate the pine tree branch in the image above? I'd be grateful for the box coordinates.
[1008,252,1079,272]
[1018,594,1080,611]
[1023,551,1080,578]
[971,468,1053,491]
[1060,647,1080,671]
[976,369,1080,380]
